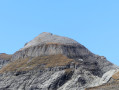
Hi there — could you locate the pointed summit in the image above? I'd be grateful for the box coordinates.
[23,32,79,50]
[39,32,53,36]
[12,32,89,61]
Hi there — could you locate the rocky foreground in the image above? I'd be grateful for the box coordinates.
[0,32,118,90]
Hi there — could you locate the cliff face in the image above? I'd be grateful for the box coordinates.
[12,44,91,61]
[12,32,91,60]
[0,32,118,90]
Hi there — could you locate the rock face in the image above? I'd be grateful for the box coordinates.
[0,32,118,90]
[12,32,91,60]
[0,53,12,69]
[86,70,119,90]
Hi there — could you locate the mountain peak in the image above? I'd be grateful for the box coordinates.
[0,32,118,90]
[39,32,53,36]
[23,32,79,50]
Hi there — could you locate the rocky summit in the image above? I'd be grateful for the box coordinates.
[0,32,118,90]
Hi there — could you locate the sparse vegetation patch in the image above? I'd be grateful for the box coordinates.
[0,54,74,73]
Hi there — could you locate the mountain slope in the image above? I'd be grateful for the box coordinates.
[0,53,12,69]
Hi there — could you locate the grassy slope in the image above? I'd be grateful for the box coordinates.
[0,53,12,60]
[0,54,74,73]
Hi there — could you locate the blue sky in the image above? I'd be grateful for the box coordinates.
[0,0,119,65]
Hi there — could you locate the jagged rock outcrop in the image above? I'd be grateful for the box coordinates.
[85,70,119,90]
[0,32,118,90]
